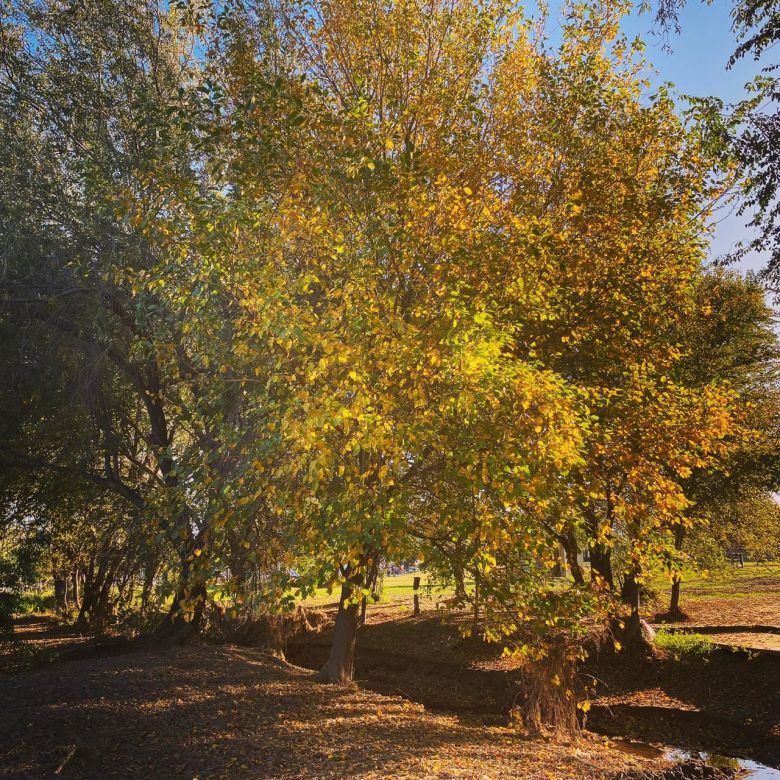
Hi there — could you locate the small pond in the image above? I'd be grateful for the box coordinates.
[612,739,780,778]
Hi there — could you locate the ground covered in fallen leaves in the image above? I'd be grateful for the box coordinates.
[4,565,778,778]
[0,623,660,780]
[287,601,780,769]
[653,564,780,640]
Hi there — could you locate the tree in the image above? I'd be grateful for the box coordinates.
[0,0,230,638]
[661,270,780,617]
[0,0,764,738]
[647,0,780,287]
[725,0,780,287]
[138,0,744,713]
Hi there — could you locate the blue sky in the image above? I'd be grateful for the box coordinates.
[619,0,768,274]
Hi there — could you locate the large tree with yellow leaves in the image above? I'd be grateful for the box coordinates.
[6,0,752,733]
[133,0,743,703]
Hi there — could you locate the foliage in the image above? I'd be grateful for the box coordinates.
[663,271,780,611]
[655,629,715,658]
[0,0,243,633]
[15,590,55,615]
[0,0,774,736]
[0,593,16,639]
[723,0,780,284]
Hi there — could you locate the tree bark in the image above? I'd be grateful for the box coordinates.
[667,525,687,618]
[75,560,108,633]
[669,575,682,615]
[453,562,467,603]
[472,573,480,624]
[140,561,157,617]
[53,571,68,615]
[589,543,614,589]
[619,571,654,651]
[515,640,579,736]
[154,579,207,643]
[75,580,98,632]
[584,508,614,589]
[315,579,360,684]
[154,526,207,642]
[561,531,585,586]
[73,570,80,611]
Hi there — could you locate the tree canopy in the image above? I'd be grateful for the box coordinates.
[1,0,778,735]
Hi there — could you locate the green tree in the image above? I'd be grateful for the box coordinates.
[664,270,780,617]
[0,0,222,637]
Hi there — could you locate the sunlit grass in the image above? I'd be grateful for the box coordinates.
[647,562,780,602]
[655,629,714,658]
[299,571,461,606]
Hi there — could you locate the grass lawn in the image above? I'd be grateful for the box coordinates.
[647,561,780,600]
[299,570,462,607]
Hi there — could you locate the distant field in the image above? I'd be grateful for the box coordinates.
[300,560,780,607]
[646,561,780,603]
[299,571,462,607]
[292,561,780,616]
[646,561,780,630]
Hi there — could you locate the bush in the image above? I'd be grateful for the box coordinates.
[655,629,714,658]
[16,590,55,615]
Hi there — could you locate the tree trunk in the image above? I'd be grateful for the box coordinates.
[585,507,614,590]
[73,570,80,611]
[154,580,207,643]
[472,573,480,624]
[619,571,654,651]
[667,525,687,619]
[552,543,565,577]
[75,580,98,632]
[139,558,159,617]
[514,640,579,736]
[561,531,585,586]
[53,572,68,615]
[453,562,467,603]
[621,572,639,610]
[669,575,682,615]
[589,543,614,590]
[315,580,360,684]
[92,577,114,635]
[154,530,207,643]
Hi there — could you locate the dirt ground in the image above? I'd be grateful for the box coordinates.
[0,615,99,673]
[3,565,778,779]
[656,566,780,625]
[0,620,660,780]
[284,604,780,770]
[653,568,780,653]
[674,593,780,630]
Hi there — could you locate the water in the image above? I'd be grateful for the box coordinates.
[612,740,780,779]
[737,759,780,779]
[667,752,780,780]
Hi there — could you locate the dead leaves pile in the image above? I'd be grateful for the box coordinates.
[0,643,652,779]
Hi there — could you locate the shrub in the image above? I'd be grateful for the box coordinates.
[16,590,55,615]
[655,629,714,658]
